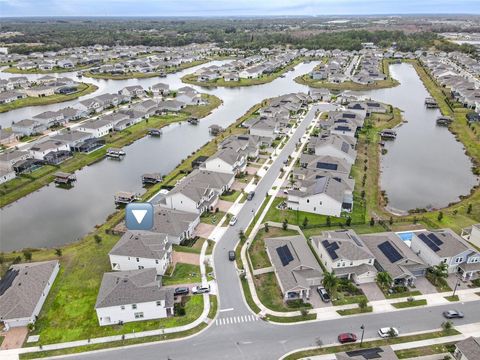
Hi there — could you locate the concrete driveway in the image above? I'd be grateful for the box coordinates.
[308,286,333,309]
[216,199,233,213]
[0,327,28,350]
[193,223,216,239]
[414,277,438,295]
[359,282,386,301]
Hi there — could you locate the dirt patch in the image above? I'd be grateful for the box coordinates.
[172,251,200,266]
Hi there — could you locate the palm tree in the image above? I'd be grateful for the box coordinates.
[376,271,393,290]
[322,271,339,298]
[428,262,448,286]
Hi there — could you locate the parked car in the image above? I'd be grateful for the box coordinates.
[443,310,464,319]
[174,287,189,296]
[316,286,330,302]
[378,327,399,338]
[229,216,238,226]
[192,285,210,294]
[247,191,255,201]
[338,333,357,344]
[228,250,236,261]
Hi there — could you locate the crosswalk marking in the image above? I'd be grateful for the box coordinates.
[215,314,259,326]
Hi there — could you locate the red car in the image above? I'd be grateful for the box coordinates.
[338,333,357,344]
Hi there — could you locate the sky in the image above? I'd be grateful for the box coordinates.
[0,0,479,17]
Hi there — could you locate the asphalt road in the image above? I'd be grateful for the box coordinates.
[59,102,480,360]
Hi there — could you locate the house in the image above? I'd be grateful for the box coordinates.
[311,230,376,283]
[77,119,113,138]
[461,224,480,249]
[29,140,70,160]
[157,100,185,112]
[203,147,247,175]
[0,260,60,330]
[33,110,65,128]
[57,107,88,122]
[78,98,104,113]
[299,154,352,175]
[0,91,26,104]
[51,130,92,149]
[0,130,19,145]
[410,229,480,280]
[361,232,428,286]
[101,113,131,131]
[308,135,357,164]
[95,268,174,326]
[248,117,278,139]
[12,119,47,136]
[151,83,169,97]
[453,336,480,360]
[265,235,323,302]
[0,168,16,184]
[286,175,353,217]
[163,169,234,214]
[119,85,145,98]
[109,231,172,275]
[151,206,199,245]
[24,85,56,97]
[0,150,31,170]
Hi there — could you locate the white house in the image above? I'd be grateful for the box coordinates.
[0,168,16,184]
[109,231,172,275]
[95,268,174,326]
[152,206,200,245]
[203,147,247,175]
[311,230,377,284]
[0,260,60,330]
[462,224,480,249]
[77,119,113,138]
[29,140,70,160]
[411,229,480,280]
[453,336,480,360]
[309,135,357,164]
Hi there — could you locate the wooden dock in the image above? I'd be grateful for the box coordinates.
[114,191,139,205]
[188,117,199,125]
[379,129,397,140]
[436,116,453,126]
[54,172,76,185]
[148,128,162,137]
[142,173,162,184]
[106,147,126,159]
[424,97,439,108]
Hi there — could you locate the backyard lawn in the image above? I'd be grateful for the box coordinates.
[220,189,241,202]
[162,263,201,286]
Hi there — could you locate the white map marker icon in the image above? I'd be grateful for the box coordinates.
[131,209,148,224]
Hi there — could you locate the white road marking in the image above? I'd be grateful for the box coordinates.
[215,314,259,326]
[219,308,234,312]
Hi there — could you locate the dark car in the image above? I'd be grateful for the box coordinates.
[443,310,464,319]
[247,191,255,201]
[174,287,189,296]
[228,250,236,261]
[317,286,330,302]
[338,333,357,344]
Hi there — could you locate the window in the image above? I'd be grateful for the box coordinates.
[120,305,125,310]
[134,312,144,319]
[156,301,162,306]
[155,260,159,264]
[132,304,137,309]
[306,199,310,203]
[138,266,144,269]
[136,258,140,262]
[455,257,463,264]
[319,201,322,205]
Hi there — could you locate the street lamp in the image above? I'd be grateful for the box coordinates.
[452,279,461,297]
[360,325,365,347]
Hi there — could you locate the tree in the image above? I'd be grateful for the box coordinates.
[345,216,352,226]
[302,216,309,229]
[437,211,443,222]
[55,248,62,257]
[358,298,368,311]
[376,271,393,290]
[94,234,102,245]
[467,203,472,214]
[264,222,269,233]
[370,217,375,226]
[389,216,393,226]
[442,320,453,332]
[238,230,245,242]
[322,271,338,298]
[326,216,331,227]
[23,250,32,261]
[428,262,448,286]
[388,327,398,338]
[282,219,288,230]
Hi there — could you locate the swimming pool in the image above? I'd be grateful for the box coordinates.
[396,232,413,241]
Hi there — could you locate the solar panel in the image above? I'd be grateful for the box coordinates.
[427,233,444,246]
[335,119,348,123]
[378,241,403,263]
[343,113,356,118]
[341,142,350,153]
[276,245,294,266]
[418,233,440,252]
[346,347,383,359]
[334,126,351,132]
[322,240,339,260]
[316,162,338,171]
[350,235,363,247]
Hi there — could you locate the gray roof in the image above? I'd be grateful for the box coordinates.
[51,130,91,143]
[30,139,66,152]
[152,206,198,238]
[265,235,323,293]
[288,176,347,202]
[456,336,480,359]
[300,154,352,174]
[361,232,427,280]
[95,268,174,309]
[336,346,398,360]
[0,260,59,321]
[208,147,245,166]
[413,229,477,258]
[0,150,29,163]
[80,119,113,130]
[312,230,374,262]
[109,231,171,260]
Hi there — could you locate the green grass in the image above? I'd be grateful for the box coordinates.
[162,263,201,286]
[207,295,218,319]
[0,94,221,208]
[332,294,368,306]
[283,329,460,360]
[444,295,459,302]
[337,306,373,316]
[200,210,226,225]
[20,323,208,359]
[391,299,427,309]
[173,238,205,254]
[219,189,241,202]
[385,290,422,299]
[240,276,261,314]
[395,343,455,359]
[0,83,98,113]
[205,240,215,256]
[245,195,271,236]
[265,313,317,323]
[248,227,298,270]
[253,272,312,312]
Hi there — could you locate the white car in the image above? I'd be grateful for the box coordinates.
[378,327,399,338]
[192,285,210,294]
[229,216,238,226]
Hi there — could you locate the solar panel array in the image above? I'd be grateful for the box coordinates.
[341,142,350,153]
[418,233,444,252]
[322,239,340,260]
[316,162,338,171]
[350,234,364,247]
[276,245,294,266]
[334,126,351,132]
[346,347,384,359]
[378,241,403,263]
